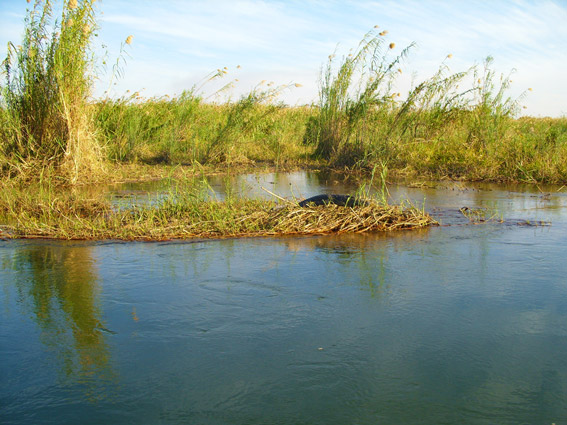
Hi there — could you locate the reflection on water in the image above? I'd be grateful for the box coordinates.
[2,244,114,400]
[2,173,567,424]
[101,169,567,209]
[281,230,433,297]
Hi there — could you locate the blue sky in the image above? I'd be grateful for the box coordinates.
[1,0,566,116]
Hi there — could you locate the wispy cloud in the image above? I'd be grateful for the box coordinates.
[1,0,566,115]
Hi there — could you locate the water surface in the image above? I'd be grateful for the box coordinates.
[1,172,567,424]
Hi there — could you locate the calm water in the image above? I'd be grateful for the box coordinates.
[2,172,567,424]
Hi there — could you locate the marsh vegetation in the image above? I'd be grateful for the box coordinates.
[0,175,436,240]
[1,1,565,239]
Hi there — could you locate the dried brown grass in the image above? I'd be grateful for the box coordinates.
[0,190,436,240]
[241,203,435,236]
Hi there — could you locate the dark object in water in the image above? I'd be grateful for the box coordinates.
[298,194,368,207]
[94,326,117,335]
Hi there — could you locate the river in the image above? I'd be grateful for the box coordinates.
[1,171,566,424]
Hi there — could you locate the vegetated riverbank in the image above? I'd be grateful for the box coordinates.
[4,99,567,184]
[85,29,567,185]
[0,2,564,240]
[91,96,567,184]
[1,0,566,186]
[0,177,436,240]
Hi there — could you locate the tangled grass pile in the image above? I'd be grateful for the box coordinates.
[243,202,435,236]
[0,182,436,240]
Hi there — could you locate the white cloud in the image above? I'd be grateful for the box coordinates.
[1,0,566,116]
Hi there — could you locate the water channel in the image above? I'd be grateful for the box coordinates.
[1,171,567,424]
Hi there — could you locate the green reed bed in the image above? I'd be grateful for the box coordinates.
[90,97,567,183]
[0,181,435,240]
[2,2,567,186]
[89,28,567,184]
[1,0,103,183]
[94,88,314,167]
[299,29,567,182]
[377,114,567,183]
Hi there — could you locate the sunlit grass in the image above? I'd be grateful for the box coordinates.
[1,0,103,183]
[1,3,566,185]
[93,88,315,167]
[0,177,436,240]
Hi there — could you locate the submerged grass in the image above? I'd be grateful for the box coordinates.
[0,179,436,240]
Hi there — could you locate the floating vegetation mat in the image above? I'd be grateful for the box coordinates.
[0,195,437,241]
[243,203,436,236]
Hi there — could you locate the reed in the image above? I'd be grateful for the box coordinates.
[1,0,102,183]
[94,89,314,166]
[2,8,567,186]
[80,94,567,183]
[305,29,414,163]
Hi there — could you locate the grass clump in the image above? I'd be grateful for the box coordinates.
[305,28,413,163]
[0,179,436,240]
[1,0,102,183]
[252,202,434,236]
[300,29,567,184]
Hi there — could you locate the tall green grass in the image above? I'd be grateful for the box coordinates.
[1,10,566,185]
[90,79,567,183]
[304,29,413,163]
[94,86,314,166]
[297,29,567,183]
[1,0,102,182]
[307,32,520,166]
